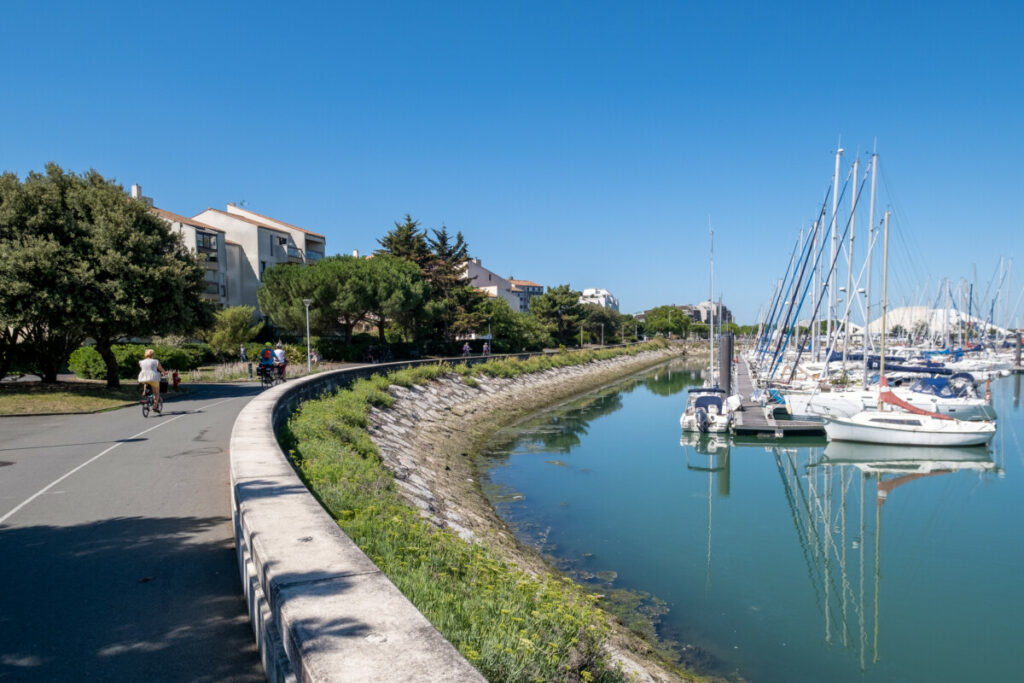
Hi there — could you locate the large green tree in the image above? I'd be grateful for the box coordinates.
[422,227,486,343]
[643,305,690,338]
[376,214,430,267]
[0,168,89,381]
[581,303,623,345]
[477,297,551,352]
[363,254,426,345]
[78,171,214,387]
[530,284,584,346]
[0,164,213,385]
[258,255,373,344]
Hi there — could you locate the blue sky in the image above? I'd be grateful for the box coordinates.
[3,1,1022,323]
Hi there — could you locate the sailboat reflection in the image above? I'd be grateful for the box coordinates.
[680,432,731,586]
[780,441,998,671]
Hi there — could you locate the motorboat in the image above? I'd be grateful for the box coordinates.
[680,387,734,433]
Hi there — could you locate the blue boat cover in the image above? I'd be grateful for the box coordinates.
[694,395,724,410]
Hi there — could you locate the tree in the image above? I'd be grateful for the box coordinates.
[209,306,264,358]
[376,214,430,267]
[643,305,689,338]
[477,297,551,352]
[581,303,622,345]
[530,284,584,346]
[363,254,426,345]
[0,164,213,385]
[422,227,485,343]
[0,168,89,381]
[76,170,214,387]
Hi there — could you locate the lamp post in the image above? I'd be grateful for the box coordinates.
[600,323,604,346]
[302,298,312,371]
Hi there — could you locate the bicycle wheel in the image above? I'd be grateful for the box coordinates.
[142,398,150,418]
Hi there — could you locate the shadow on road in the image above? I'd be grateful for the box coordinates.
[0,438,147,453]
[0,515,264,682]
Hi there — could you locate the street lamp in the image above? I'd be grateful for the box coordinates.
[302,298,312,371]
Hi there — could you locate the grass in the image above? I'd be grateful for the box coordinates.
[282,342,672,682]
[0,381,144,415]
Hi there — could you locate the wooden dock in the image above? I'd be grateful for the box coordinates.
[732,358,826,438]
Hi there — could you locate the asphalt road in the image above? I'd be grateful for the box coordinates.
[0,383,266,682]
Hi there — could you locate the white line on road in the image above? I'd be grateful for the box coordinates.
[0,396,241,526]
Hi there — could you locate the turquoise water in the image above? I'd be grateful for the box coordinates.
[480,362,1024,682]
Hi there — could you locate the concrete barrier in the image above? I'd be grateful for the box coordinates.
[230,359,490,683]
[229,347,653,682]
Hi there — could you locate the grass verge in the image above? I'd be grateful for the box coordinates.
[282,342,672,683]
[0,381,142,415]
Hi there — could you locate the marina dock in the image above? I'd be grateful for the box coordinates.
[732,356,826,437]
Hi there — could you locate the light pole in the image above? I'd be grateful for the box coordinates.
[600,323,604,346]
[302,298,312,371]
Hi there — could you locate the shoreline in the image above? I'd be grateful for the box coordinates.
[366,344,724,682]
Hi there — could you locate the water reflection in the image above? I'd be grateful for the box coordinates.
[682,434,1000,675]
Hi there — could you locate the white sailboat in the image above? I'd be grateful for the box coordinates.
[823,211,997,447]
[681,223,737,433]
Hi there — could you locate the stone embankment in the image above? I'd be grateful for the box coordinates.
[366,347,691,682]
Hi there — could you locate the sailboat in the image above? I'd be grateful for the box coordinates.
[681,223,736,433]
[823,212,997,446]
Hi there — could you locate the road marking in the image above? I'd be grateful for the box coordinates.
[0,396,241,526]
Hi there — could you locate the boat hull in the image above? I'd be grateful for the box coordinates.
[823,413,996,447]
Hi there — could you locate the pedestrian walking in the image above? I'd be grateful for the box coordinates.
[462,342,470,357]
[482,341,490,356]
[240,344,247,362]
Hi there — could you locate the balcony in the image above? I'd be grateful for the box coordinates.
[305,250,324,263]
[287,246,303,263]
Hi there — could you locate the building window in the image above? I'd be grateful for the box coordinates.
[260,261,267,281]
[196,231,218,252]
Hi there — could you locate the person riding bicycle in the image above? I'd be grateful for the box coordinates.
[258,342,275,381]
[272,342,287,380]
[137,349,166,412]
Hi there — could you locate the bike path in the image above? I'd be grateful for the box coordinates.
[0,383,265,682]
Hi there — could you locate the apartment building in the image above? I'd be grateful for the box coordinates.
[464,258,519,310]
[579,288,620,312]
[510,279,544,313]
[192,204,326,311]
[151,207,228,306]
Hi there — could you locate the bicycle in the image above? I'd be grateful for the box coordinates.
[256,363,276,390]
[140,383,164,417]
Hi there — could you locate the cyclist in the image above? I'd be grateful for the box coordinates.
[137,349,166,412]
[258,342,275,382]
[273,342,287,380]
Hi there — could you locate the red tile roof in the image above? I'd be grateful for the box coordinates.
[152,207,225,233]
[510,279,542,288]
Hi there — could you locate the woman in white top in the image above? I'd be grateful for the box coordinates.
[138,349,166,410]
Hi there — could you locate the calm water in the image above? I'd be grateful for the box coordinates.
[480,361,1024,682]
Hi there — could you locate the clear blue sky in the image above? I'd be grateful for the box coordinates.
[3,1,1022,323]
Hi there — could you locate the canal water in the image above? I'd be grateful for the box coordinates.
[479,361,1023,682]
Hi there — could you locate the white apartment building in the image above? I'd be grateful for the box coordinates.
[510,279,544,313]
[464,258,520,310]
[151,207,228,306]
[193,204,326,311]
[579,288,620,312]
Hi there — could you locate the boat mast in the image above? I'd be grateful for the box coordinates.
[878,210,890,407]
[828,143,844,360]
[864,151,878,382]
[842,157,859,374]
[709,221,716,386]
